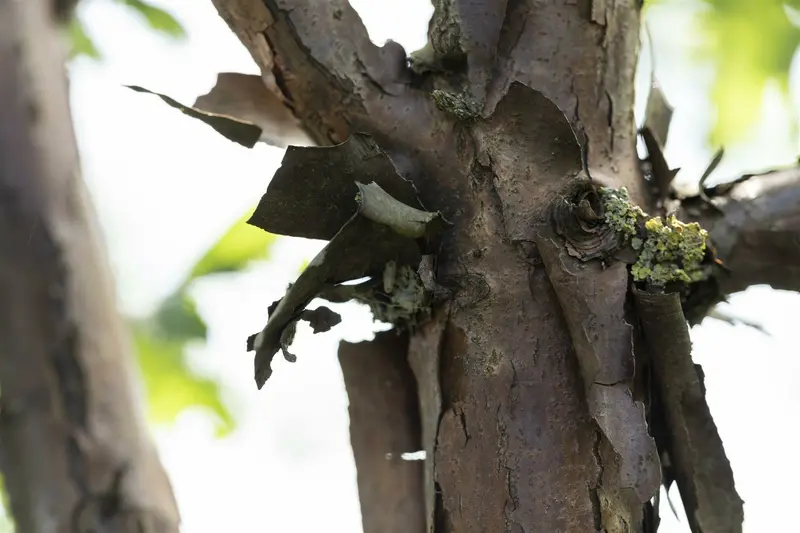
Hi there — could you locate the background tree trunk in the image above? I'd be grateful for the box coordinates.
[0,0,180,531]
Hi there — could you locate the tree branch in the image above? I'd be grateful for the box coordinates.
[210,0,427,145]
[681,167,800,293]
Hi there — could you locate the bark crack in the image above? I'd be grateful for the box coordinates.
[590,429,605,531]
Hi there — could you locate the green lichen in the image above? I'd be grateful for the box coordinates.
[598,187,644,238]
[598,187,709,286]
[631,216,708,285]
[431,90,479,122]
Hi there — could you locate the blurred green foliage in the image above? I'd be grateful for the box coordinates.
[69,0,185,60]
[0,474,11,533]
[120,0,186,37]
[700,0,800,145]
[132,214,276,437]
[647,0,800,145]
[192,213,277,278]
[68,17,100,60]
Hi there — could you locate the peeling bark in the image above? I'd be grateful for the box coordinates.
[635,290,744,533]
[0,0,180,531]
[339,332,426,533]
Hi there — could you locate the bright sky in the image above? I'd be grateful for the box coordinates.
[63,0,800,531]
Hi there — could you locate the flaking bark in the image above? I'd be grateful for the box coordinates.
[339,332,426,533]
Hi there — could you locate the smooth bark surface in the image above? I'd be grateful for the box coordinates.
[0,1,180,531]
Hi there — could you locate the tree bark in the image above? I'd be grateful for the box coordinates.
[0,1,180,531]
[339,331,426,533]
[211,1,761,532]
[212,0,648,531]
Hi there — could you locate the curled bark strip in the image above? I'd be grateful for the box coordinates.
[634,289,744,533]
[536,230,633,386]
[536,230,661,503]
[643,83,673,150]
[246,135,451,387]
[339,331,426,533]
[126,85,262,147]
[356,182,450,239]
[248,216,421,387]
[249,134,427,241]
[407,306,449,533]
[193,72,314,147]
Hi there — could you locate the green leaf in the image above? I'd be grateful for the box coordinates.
[133,325,234,437]
[119,0,186,38]
[151,290,207,342]
[191,212,277,279]
[68,17,100,60]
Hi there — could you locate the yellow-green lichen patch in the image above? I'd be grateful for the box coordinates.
[598,186,710,286]
[598,186,645,238]
[631,216,709,285]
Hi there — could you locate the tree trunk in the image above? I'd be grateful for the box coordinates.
[209,1,781,532]
[212,0,647,530]
[0,1,180,531]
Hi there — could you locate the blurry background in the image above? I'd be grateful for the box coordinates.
[2,0,798,531]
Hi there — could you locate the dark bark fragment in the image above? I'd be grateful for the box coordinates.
[339,331,426,533]
[126,85,263,147]
[244,135,453,386]
[643,83,673,151]
[248,134,431,241]
[634,289,744,533]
